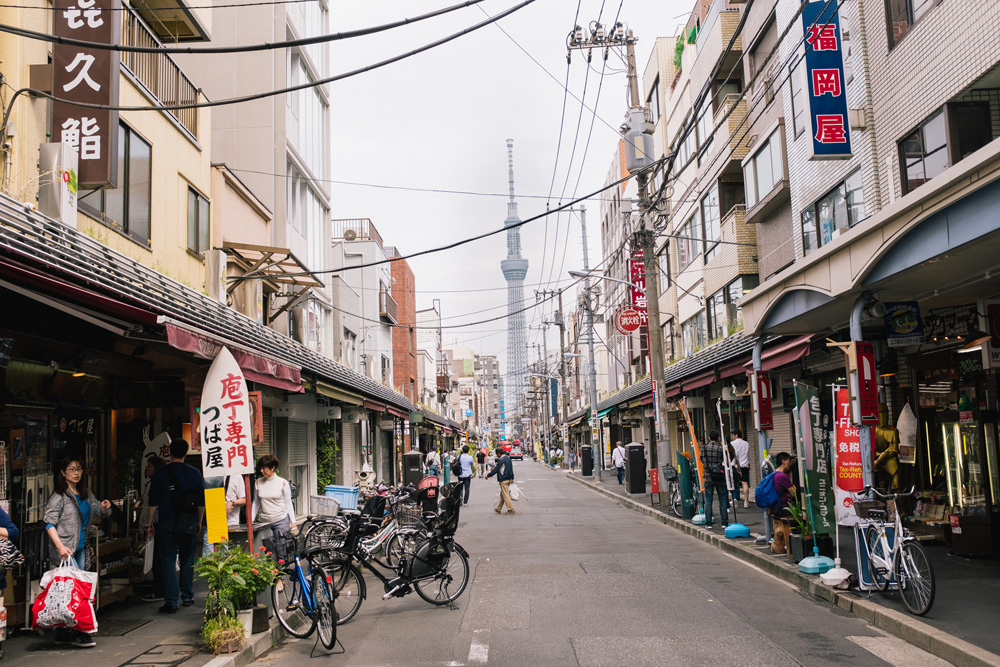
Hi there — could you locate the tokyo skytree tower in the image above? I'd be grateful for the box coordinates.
[500,139,528,429]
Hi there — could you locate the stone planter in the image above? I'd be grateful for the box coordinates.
[789,533,808,562]
[237,605,269,637]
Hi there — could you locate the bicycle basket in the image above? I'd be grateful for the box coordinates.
[853,499,887,520]
[309,495,341,518]
[394,505,428,529]
[662,464,678,482]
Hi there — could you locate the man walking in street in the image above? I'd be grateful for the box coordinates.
[700,430,728,529]
[611,441,627,485]
[476,447,487,478]
[425,448,440,477]
[730,428,751,508]
[486,448,515,514]
[148,439,204,613]
[457,445,475,506]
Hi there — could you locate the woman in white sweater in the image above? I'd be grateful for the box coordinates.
[251,455,297,563]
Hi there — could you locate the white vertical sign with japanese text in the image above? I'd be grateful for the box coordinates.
[200,347,255,477]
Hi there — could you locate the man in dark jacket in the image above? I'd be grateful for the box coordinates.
[699,430,728,529]
[486,450,515,514]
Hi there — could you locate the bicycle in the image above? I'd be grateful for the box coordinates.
[325,481,470,623]
[270,540,340,650]
[853,485,936,616]
[663,465,682,517]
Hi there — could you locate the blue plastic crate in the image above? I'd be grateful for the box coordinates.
[324,484,359,511]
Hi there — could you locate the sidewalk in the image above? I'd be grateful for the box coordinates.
[547,462,1000,667]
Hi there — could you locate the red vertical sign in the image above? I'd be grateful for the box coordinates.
[835,389,864,491]
[753,370,773,431]
[855,342,879,424]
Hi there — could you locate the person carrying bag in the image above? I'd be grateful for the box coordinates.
[32,557,99,635]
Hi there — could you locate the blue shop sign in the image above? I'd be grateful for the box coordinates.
[884,302,925,347]
[802,0,852,160]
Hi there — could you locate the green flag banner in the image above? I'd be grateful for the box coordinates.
[793,383,836,535]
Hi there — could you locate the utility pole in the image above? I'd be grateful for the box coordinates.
[577,205,602,480]
[538,288,570,445]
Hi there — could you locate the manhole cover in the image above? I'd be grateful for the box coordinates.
[119,643,199,667]
[96,618,153,637]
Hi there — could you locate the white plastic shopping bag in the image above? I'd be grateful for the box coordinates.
[143,536,155,574]
[32,558,99,633]
[509,482,523,501]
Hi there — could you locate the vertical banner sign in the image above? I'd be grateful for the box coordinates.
[854,342,879,424]
[834,388,864,526]
[51,0,120,187]
[793,383,835,535]
[751,370,774,431]
[802,0,852,160]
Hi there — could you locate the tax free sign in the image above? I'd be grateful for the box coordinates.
[802,0,852,160]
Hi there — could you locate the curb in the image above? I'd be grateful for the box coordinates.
[202,620,285,667]
[565,472,1000,667]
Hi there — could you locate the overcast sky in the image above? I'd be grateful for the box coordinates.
[329,0,687,375]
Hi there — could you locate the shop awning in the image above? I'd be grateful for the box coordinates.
[314,380,364,405]
[387,406,408,420]
[682,369,717,391]
[719,358,751,378]
[640,394,654,405]
[164,320,303,392]
[743,334,813,371]
[363,399,386,412]
[665,385,682,398]
[596,406,616,419]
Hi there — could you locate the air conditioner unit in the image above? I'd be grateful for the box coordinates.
[343,228,358,241]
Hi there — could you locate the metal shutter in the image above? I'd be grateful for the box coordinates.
[259,408,273,456]
[287,420,308,467]
[341,423,356,486]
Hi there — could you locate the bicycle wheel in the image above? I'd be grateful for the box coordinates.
[866,525,889,592]
[327,560,365,625]
[897,541,935,616]
[669,481,682,517]
[311,569,338,650]
[386,529,422,568]
[271,570,316,638]
[413,548,469,606]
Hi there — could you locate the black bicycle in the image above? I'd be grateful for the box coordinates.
[326,481,470,623]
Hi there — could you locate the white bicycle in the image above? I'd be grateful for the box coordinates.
[853,485,935,616]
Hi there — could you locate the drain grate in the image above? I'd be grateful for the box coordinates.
[96,618,153,637]
[119,643,199,667]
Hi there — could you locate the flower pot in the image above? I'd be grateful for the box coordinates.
[237,605,269,637]
[789,533,810,562]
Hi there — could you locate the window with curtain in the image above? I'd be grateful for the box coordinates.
[187,187,209,254]
[677,211,700,271]
[800,169,866,253]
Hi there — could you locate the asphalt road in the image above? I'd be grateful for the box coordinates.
[259,463,951,667]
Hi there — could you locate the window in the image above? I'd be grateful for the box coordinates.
[707,276,756,339]
[306,300,326,354]
[789,62,806,137]
[293,54,327,179]
[658,247,670,293]
[899,109,947,193]
[681,311,707,357]
[647,76,661,123]
[708,291,726,341]
[79,123,151,246]
[701,185,721,262]
[886,0,936,48]
[343,328,357,370]
[800,169,865,252]
[287,162,328,271]
[677,211,700,271]
[382,355,391,385]
[744,129,784,208]
[187,187,209,254]
[696,93,714,156]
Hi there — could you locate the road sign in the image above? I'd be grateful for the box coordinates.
[614,306,643,335]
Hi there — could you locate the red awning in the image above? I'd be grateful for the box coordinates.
[165,323,303,393]
[387,406,408,420]
[719,358,751,378]
[640,394,654,405]
[682,369,717,391]
[363,399,386,412]
[664,384,682,398]
[743,335,813,372]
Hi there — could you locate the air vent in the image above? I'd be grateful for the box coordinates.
[343,229,358,241]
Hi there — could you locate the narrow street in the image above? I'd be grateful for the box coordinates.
[259,464,949,667]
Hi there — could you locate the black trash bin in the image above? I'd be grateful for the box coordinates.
[580,445,594,477]
[625,443,646,494]
[403,451,424,487]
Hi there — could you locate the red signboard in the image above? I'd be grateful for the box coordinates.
[753,370,773,431]
[856,341,879,424]
[629,243,648,317]
[835,388,864,492]
[614,306,642,334]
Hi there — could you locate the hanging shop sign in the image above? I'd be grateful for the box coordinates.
[884,302,925,347]
[629,243,647,315]
[51,0,120,187]
[750,370,773,431]
[200,347,255,477]
[614,306,643,335]
[802,0,852,160]
[854,342,879,424]
[792,383,835,535]
[834,388,864,526]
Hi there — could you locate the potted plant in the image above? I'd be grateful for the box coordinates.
[785,496,813,563]
[197,542,279,640]
[202,615,246,654]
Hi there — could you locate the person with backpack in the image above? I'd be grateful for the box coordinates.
[486,449,515,514]
[44,456,113,647]
[755,452,796,553]
[699,431,729,529]
[425,448,441,477]
[454,445,476,506]
[611,441,627,485]
[148,439,204,614]
[251,455,297,564]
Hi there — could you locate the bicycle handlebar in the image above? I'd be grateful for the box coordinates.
[858,485,916,500]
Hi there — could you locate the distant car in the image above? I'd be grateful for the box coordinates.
[510,446,524,461]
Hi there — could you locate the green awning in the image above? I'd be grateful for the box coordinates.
[596,406,616,419]
[313,380,364,405]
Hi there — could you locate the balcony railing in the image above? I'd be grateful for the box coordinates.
[379,288,398,324]
[331,218,384,248]
[120,3,198,138]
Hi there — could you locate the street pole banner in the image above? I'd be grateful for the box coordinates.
[679,400,705,493]
[793,382,835,535]
[200,347,255,477]
[834,387,863,526]
[802,0,852,161]
[750,370,773,430]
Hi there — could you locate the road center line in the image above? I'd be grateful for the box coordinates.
[468,629,490,664]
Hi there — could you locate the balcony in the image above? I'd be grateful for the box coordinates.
[379,288,398,324]
[120,4,199,138]
[331,218,384,248]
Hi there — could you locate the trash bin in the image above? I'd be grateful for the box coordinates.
[403,451,424,487]
[677,452,696,520]
[580,446,594,477]
[625,444,646,494]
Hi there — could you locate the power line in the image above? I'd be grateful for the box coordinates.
[0,0,537,121]
[1,0,318,11]
[0,0,489,53]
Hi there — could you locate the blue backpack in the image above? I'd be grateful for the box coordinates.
[754,471,780,509]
